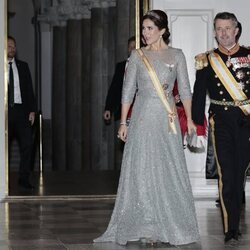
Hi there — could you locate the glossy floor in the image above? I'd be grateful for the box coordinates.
[0,197,250,250]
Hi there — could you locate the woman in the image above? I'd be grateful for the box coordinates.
[94,10,200,246]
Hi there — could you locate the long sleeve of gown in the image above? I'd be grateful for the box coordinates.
[121,50,138,104]
[175,50,192,102]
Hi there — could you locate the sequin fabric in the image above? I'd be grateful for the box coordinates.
[94,47,200,245]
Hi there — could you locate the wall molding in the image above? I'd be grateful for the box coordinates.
[167,9,214,50]
[38,0,116,26]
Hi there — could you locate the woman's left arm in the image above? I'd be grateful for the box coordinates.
[176,50,196,135]
[181,99,196,135]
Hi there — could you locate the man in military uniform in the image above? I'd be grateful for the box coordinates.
[192,12,250,243]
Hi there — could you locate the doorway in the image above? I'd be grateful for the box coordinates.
[7,0,149,197]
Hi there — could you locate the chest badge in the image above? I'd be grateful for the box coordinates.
[236,70,245,80]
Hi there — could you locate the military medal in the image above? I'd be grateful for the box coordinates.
[218,43,240,68]
[238,81,245,90]
[236,70,245,80]
[226,56,231,67]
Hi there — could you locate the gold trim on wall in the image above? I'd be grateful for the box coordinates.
[135,0,140,49]
[143,0,149,15]
[4,0,8,196]
[135,0,150,49]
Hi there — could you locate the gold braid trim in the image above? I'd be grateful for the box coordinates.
[195,49,214,70]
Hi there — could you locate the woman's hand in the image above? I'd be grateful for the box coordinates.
[174,94,181,104]
[187,118,197,135]
[117,124,128,142]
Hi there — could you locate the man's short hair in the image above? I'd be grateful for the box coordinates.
[8,35,16,45]
[214,12,238,28]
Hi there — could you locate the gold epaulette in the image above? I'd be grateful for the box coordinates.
[195,49,214,70]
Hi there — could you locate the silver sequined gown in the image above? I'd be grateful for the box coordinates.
[94,47,200,245]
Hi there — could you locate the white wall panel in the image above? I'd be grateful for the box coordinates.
[168,10,213,89]
[151,0,250,46]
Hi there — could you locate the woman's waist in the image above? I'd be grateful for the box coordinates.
[134,93,175,110]
[137,89,173,99]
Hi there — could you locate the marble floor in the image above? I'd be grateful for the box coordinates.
[0,197,250,250]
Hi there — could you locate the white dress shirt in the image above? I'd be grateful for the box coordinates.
[8,58,22,104]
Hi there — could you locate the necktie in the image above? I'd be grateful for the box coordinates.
[9,62,14,106]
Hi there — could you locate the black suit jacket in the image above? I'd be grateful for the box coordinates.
[15,59,37,115]
[105,60,126,120]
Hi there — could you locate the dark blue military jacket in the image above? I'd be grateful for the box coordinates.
[192,46,250,125]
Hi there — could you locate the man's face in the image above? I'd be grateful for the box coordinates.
[8,39,16,59]
[214,19,239,48]
[128,40,136,57]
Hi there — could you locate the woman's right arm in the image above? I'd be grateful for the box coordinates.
[118,50,138,142]
[118,103,131,142]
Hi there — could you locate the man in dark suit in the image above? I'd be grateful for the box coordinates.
[103,36,136,122]
[8,36,37,189]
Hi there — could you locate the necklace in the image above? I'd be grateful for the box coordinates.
[218,43,240,68]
